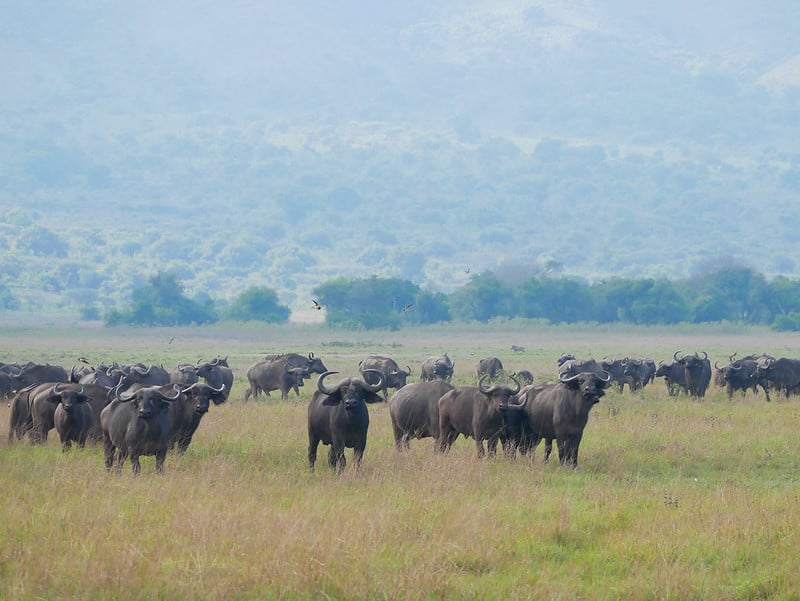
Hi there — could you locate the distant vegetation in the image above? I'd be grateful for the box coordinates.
[100,266,800,330]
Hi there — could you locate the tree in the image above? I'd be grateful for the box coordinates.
[105,271,217,326]
[225,286,290,323]
[314,276,420,330]
[449,272,512,322]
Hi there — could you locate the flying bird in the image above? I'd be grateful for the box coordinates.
[168,336,175,344]
[312,299,322,310]
[78,356,90,364]
[402,303,413,313]
[464,266,471,274]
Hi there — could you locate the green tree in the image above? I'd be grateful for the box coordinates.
[314,276,420,330]
[105,271,217,326]
[449,272,512,322]
[225,286,290,323]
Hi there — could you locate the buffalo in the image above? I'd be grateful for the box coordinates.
[755,356,800,399]
[358,355,412,401]
[9,363,68,389]
[53,384,94,451]
[676,351,712,398]
[245,352,327,401]
[623,358,656,392]
[715,354,772,400]
[168,382,227,454]
[307,370,385,473]
[655,358,688,396]
[196,356,234,402]
[100,385,181,474]
[388,380,454,450]
[512,370,612,467]
[420,354,454,382]
[476,357,503,380]
[436,374,521,457]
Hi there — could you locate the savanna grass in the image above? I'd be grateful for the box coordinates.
[1,323,800,600]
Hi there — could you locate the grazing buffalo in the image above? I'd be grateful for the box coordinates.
[436,374,521,457]
[100,385,181,474]
[0,371,15,399]
[307,370,385,473]
[388,380,454,450]
[53,385,94,451]
[516,370,534,385]
[168,382,227,454]
[510,345,525,353]
[513,370,612,467]
[476,357,504,380]
[359,355,412,401]
[420,354,455,382]
[196,357,234,402]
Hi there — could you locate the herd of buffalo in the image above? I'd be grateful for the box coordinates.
[2,349,796,474]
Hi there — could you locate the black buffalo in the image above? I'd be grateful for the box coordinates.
[623,359,656,392]
[420,354,454,382]
[307,370,385,473]
[196,356,234,402]
[676,351,712,398]
[53,384,94,451]
[716,354,773,400]
[655,358,688,396]
[512,370,612,467]
[600,358,628,392]
[755,356,800,399]
[10,363,68,389]
[358,355,412,401]
[388,380,454,450]
[100,385,181,474]
[436,374,521,457]
[168,382,227,454]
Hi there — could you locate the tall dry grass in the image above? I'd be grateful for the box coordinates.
[2,323,800,600]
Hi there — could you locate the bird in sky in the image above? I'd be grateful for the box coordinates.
[402,303,413,313]
[312,299,322,310]
[168,336,175,344]
[465,266,471,274]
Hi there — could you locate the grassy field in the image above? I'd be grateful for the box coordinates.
[2,322,800,600]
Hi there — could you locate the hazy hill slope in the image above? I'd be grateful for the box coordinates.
[1,2,799,317]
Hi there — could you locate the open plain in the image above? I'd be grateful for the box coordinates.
[1,321,800,600]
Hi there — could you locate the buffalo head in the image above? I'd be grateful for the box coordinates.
[317,370,385,410]
[558,371,612,404]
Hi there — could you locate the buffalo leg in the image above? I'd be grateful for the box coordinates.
[155,450,167,474]
[329,444,346,473]
[353,443,365,471]
[115,449,128,475]
[103,435,116,471]
[130,453,141,475]
[308,436,320,470]
[543,439,553,463]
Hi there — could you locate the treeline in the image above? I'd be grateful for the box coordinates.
[103,266,800,331]
[314,266,800,331]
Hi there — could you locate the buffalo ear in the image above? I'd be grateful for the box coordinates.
[321,391,342,405]
[364,392,383,404]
